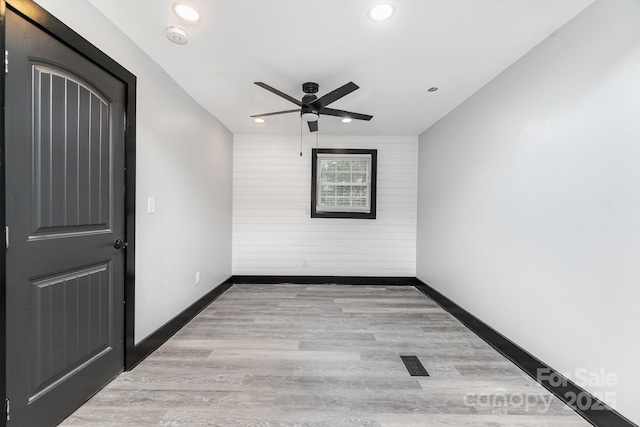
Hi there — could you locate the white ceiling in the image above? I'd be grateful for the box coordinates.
[86,0,594,136]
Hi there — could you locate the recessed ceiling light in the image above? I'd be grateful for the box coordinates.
[254,118,265,124]
[342,118,353,123]
[368,3,395,22]
[173,3,201,23]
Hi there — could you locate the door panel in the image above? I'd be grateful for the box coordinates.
[31,65,113,237]
[5,6,126,426]
[30,262,113,399]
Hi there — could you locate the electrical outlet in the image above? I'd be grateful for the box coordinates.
[195,271,200,284]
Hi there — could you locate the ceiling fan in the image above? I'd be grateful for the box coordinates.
[251,81,373,132]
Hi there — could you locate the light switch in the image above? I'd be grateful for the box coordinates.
[147,197,156,214]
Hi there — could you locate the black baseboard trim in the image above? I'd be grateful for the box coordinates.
[125,277,234,370]
[231,275,415,286]
[413,278,637,427]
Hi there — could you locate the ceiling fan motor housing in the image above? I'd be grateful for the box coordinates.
[301,94,318,106]
[302,82,319,94]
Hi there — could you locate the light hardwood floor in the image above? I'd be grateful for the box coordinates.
[61,284,590,426]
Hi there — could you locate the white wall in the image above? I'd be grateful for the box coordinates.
[233,135,417,277]
[34,0,234,343]
[417,0,640,424]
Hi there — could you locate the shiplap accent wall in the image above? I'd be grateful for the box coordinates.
[233,135,417,277]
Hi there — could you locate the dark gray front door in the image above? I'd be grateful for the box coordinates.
[5,7,126,426]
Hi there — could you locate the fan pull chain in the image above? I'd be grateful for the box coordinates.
[300,118,303,156]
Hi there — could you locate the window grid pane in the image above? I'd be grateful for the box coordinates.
[317,156,371,212]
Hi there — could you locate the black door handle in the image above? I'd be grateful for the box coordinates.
[114,239,128,250]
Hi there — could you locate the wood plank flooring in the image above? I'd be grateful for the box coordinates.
[61,284,591,426]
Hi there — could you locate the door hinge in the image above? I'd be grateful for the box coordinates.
[4,226,8,249]
[4,50,8,74]
[5,398,9,421]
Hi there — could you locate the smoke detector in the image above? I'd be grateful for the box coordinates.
[166,26,188,45]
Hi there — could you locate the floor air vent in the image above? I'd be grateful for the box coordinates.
[400,355,429,376]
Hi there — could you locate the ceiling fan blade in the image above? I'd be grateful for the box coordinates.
[319,107,373,121]
[310,82,359,110]
[250,109,299,118]
[254,82,302,106]
[308,120,318,132]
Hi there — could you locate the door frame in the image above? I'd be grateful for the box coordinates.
[0,1,137,425]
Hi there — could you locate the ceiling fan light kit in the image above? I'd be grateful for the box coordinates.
[251,81,373,132]
[301,112,319,122]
